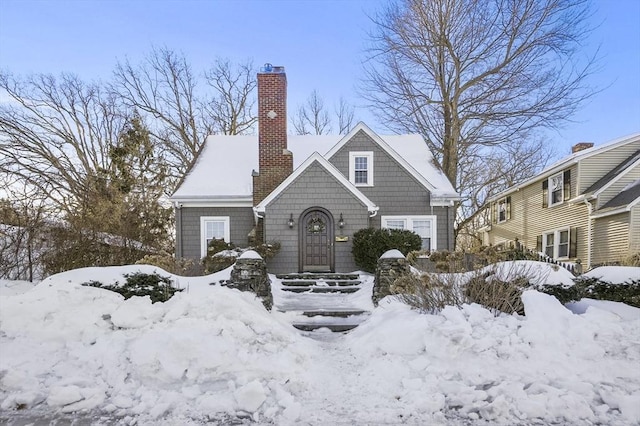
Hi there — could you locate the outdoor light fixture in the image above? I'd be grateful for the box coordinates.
[288,214,294,228]
[338,213,345,229]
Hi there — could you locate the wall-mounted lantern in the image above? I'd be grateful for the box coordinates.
[338,213,345,229]
[288,213,295,229]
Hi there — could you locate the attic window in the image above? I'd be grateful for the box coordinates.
[349,151,373,186]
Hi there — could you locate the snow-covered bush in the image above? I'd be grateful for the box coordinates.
[391,272,466,313]
[465,274,527,315]
[82,272,182,303]
[573,277,640,307]
[135,253,199,275]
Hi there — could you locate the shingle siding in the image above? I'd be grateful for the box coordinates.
[176,206,255,259]
[263,161,370,274]
[328,129,454,250]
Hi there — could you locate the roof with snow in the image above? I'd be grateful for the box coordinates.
[486,132,640,203]
[170,123,458,202]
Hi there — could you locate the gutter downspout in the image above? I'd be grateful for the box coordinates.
[174,202,183,258]
[583,199,592,269]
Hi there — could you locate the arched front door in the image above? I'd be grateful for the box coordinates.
[299,208,334,272]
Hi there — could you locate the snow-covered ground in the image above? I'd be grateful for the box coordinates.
[1,263,639,425]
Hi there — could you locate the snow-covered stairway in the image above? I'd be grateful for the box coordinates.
[272,273,374,333]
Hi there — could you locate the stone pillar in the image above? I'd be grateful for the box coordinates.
[228,250,272,310]
[373,249,411,305]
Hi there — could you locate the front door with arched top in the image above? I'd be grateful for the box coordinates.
[299,208,334,272]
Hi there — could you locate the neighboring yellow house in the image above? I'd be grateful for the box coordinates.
[482,133,640,269]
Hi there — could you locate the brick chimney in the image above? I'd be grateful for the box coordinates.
[253,64,293,206]
[572,142,594,153]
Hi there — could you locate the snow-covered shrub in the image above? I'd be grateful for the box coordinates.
[82,272,182,303]
[391,272,466,313]
[465,274,527,315]
[135,253,199,275]
[353,228,422,273]
[573,277,640,307]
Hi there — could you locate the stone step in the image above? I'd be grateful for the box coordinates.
[292,323,360,332]
[301,309,367,318]
[276,273,360,281]
[281,286,361,294]
[281,280,362,287]
[281,280,317,287]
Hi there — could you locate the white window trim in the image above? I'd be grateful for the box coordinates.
[200,216,230,258]
[381,215,437,251]
[349,151,374,187]
[548,172,564,207]
[543,227,570,259]
[497,197,508,223]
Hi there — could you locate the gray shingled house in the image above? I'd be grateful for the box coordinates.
[169,66,459,274]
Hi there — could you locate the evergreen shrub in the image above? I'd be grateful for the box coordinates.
[83,272,181,303]
[352,228,422,273]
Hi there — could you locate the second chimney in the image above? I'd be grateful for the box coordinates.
[572,142,594,153]
[253,64,293,206]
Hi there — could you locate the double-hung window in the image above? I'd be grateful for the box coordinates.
[200,216,230,257]
[349,152,373,186]
[381,215,437,251]
[543,170,571,207]
[543,228,570,259]
[549,173,564,206]
[496,196,511,223]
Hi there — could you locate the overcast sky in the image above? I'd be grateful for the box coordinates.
[1,0,638,160]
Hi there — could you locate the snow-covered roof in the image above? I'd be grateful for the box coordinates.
[170,123,458,203]
[486,132,640,203]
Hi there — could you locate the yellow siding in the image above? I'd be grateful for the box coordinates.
[486,164,588,260]
[592,213,630,265]
[579,139,640,193]
[631,206,640,255]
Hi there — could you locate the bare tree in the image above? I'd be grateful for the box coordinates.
[0,71,122,215]
[203,58,257,135]
[0,180,48,281]
[362,0,596,243]
[293,91,357,135]
[0,72,172,272]
[113,49,258,178]
[112,47,204,179]
[335,97,356,134]
[292,90,332,135]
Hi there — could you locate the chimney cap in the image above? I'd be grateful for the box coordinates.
[259,63,285,73]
